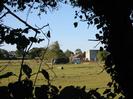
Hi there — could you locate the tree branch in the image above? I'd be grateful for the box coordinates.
[36,24,49,30]
[0,11,9,19]
[3,5,40,33]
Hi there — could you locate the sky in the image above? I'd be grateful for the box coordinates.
[1,4,103,52]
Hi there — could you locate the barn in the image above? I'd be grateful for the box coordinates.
[85,50,98,61]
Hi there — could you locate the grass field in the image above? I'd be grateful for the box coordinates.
[0,60,111,90]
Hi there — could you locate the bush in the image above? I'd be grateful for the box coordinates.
[53,57,69,64]
[97,50,109,62]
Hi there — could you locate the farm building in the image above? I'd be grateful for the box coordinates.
[85,50,98,61]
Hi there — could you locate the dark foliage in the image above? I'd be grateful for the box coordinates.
[70,0,133,98]
[0,79,117,99]
[53,57,69,64]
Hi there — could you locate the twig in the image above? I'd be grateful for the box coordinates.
[87,61,106,76]
[26,1,35,22]
[88,39,99,41]
[33,26,50,86]
[0,11,9,19]
[94,41,101,48]
[18,52,26,81]
[36,24,49,30]
[95,61,105,75]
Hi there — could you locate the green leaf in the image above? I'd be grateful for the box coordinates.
[41,69,49,80]
[22,64,32,78]
[0,72,13,79]
[74,22,78,28]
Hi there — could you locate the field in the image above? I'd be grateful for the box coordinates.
[0,60,111,90]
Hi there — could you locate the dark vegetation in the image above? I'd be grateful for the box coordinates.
[0,0,133,98]
[53,57,69,64]
[96,48,109,62]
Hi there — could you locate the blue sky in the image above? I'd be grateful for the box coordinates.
[1,4,103,52]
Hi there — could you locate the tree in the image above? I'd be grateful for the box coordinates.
[57,49,66,58]
[44,41,66,62]
[0,49,9,59]
[15,49,23,58]
[29,47,45,59]
[0,49,5,59]
[44,49,58,62]
[75,48,82,54]
[64,49,73,57]
[49,41,65,58]
[49,41,60,51]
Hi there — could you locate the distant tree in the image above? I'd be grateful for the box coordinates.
[49,41,60,51]
[64,49,73,57]
[8,51,16,59]
[57,49,66,58]
[15,50,23,58]
[0,49,9,59]
[49,41,65,58]
[0,50,4,59]
[75,48,82,54]
[44,41,66,62]
[29,47,45,59]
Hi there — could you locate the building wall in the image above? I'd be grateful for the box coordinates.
[85,50,90,61]
[85,50,98,61]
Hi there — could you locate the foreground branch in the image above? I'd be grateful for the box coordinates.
[3,5,40,33]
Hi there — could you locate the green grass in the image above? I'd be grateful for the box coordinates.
[0,60,111,90]
[1,60,124,98]
[50,63,111,89]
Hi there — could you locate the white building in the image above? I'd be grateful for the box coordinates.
[85,50,98,61]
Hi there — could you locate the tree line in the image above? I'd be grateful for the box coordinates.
[0,41,107,63]
[0,41,82,61]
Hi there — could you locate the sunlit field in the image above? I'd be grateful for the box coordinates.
[0,60,111,91]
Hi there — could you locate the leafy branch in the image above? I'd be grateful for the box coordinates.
[3,5,50,82]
